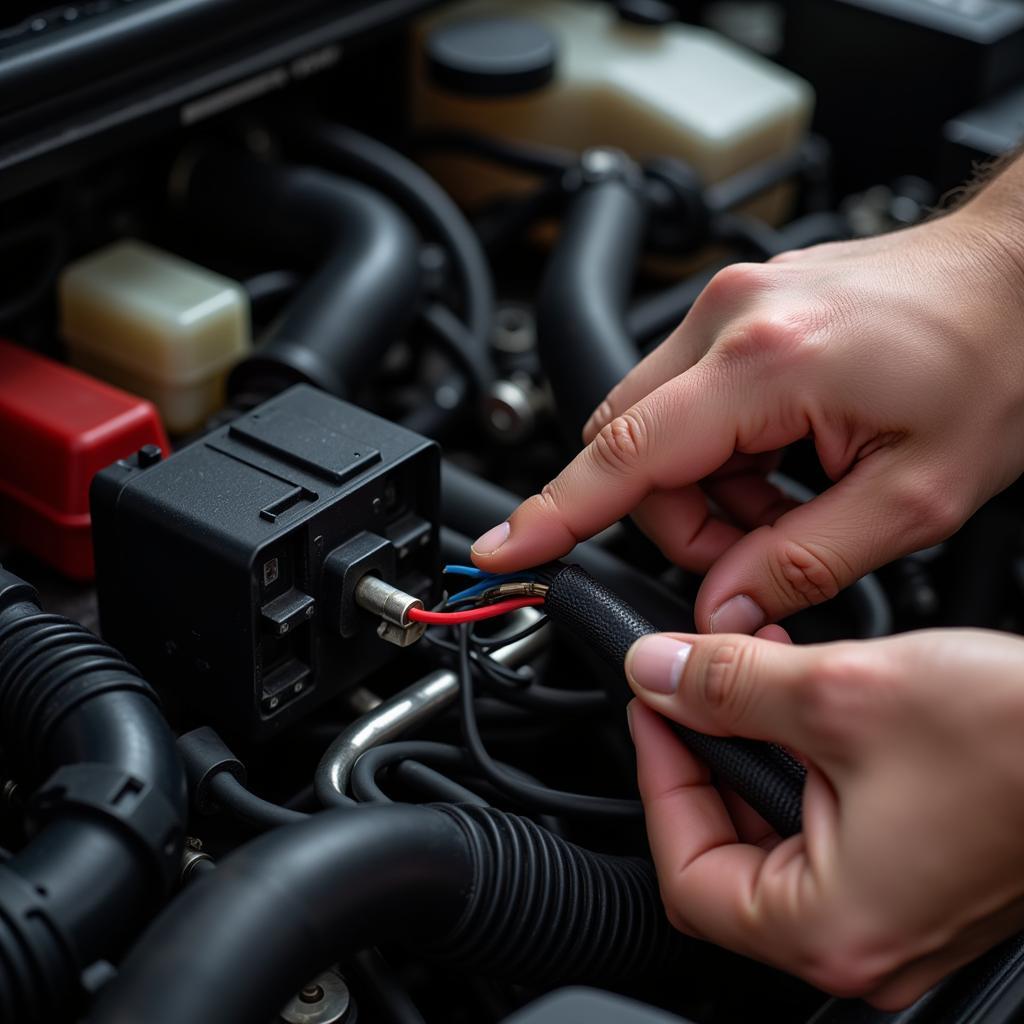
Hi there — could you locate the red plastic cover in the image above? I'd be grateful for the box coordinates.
[0,339,169,579]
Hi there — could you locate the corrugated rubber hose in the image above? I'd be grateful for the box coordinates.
[544,564,806,837]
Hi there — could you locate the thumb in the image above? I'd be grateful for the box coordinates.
[625,630,821,756]
[696,457,951,633]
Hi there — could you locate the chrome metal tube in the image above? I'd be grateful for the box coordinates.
[314,611,549,806]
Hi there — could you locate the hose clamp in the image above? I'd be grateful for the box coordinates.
[29,763,183,892]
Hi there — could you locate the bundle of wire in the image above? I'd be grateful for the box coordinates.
[365,563,644,820]
[405,564,549,625]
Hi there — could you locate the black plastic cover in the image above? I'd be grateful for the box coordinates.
[91,385,441,741]
[426,16,557,96]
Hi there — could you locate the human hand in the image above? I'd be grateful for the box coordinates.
[625,626,1024,1007]
[472,204,1024,633]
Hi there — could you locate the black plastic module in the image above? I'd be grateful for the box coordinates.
[91,384,441,741]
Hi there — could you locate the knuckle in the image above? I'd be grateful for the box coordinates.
[891,475,965,543]
[585,397,615,439]
[704,262,769,303]
[700,642,754,721]
[798,649,878,742]
[769,537,848,608]
[591,411,648,473]
[718,317,808,368]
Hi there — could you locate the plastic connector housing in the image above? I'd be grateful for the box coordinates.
[91,384,441,741]
[0,338,169,580]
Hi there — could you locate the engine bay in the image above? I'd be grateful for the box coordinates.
[1,1,1024,1022]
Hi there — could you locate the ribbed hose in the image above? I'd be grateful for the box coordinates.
[90,804,695,1024]
[0,568,185,1023]
[434,805,690,985]
[545,564,805,837]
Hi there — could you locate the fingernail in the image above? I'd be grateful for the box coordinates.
[471,521,510,555]
[709,594,766,635]
[626,635,692,694]
[626,701,636,742]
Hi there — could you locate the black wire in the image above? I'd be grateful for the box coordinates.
[473,657,608,715]
[421,629,534,687]
[392,760,490,806]
[457,626,642,820]
[350,741,487,805]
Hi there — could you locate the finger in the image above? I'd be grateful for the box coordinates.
[630,486,744,573]
[703,471,800,530]
[582,325,707,445]
[695,454,949,634]
[583,262,773,443]
[620,453,783,573]
[720,787,780,850]
[625,631,824,756]
[631,698,817,963]
[471,362,754,573]
[756,624,792,643]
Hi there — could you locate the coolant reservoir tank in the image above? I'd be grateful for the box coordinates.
[413,0,814,215]
[60,240,250,434]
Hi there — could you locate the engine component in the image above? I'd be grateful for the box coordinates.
[315,607,550,805]
[59,238,251,434]
[179,149,421,406]
[0,565,185,1022]
[0,0,437,202]
[280,969,355,1024]
[537,147,647,440]
[411,0,813,217]
[784,0,1024,192]
[505,987,692,1023]
[88,803,695,1024]
[942,81,1024,189]
[0,338,168,580]
[91,384,441,740]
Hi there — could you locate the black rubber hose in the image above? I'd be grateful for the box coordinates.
[286,116,496,375]
[536,154,648,441]
[544,564,805,837]
[0,567,185,1023]
[89,804,695,1024]
[180,149,421,402]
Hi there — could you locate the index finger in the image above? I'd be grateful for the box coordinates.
[471,362,741,572]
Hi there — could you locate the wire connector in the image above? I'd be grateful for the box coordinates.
[354,576,427,648]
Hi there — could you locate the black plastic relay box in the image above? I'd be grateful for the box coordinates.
[91,384,441,741]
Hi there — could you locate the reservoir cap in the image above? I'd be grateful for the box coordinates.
[426,17,558,96]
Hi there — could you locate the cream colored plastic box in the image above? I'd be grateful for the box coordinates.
[60,239,251,434]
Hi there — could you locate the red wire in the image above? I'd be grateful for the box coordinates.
[408,597,545,625]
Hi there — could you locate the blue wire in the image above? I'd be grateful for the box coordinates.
[443,564,489,579]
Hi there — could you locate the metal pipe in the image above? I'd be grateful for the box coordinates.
[314,611,549,806]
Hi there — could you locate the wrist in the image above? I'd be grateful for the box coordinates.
[948,156,1024,302]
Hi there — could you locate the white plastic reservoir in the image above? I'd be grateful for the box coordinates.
[60,240,250,434]
[413,0,814,216]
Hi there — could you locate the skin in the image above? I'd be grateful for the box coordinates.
[471,155,1024,1003]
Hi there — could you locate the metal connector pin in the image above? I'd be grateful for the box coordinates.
[354,575,426,647]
